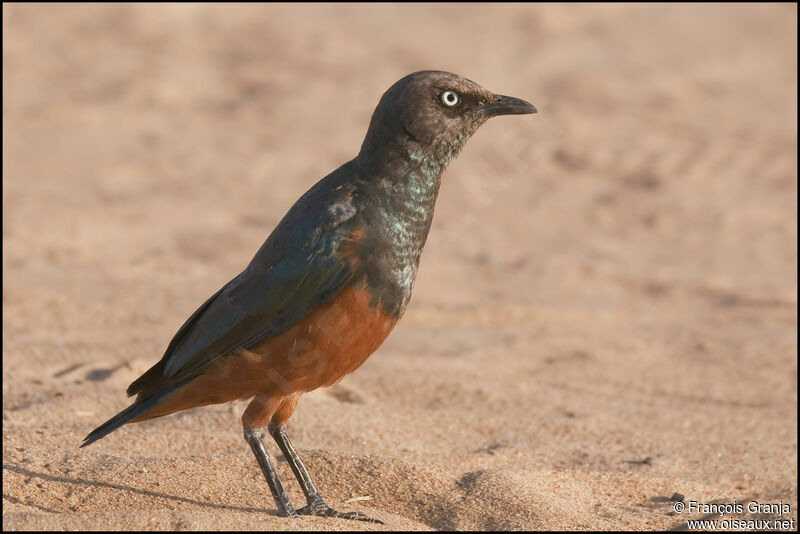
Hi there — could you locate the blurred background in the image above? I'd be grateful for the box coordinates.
[3,4,796,530]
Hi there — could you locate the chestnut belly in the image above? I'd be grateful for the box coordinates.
[135,284,398,421]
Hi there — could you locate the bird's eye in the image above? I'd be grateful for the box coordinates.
[439,90,460,107]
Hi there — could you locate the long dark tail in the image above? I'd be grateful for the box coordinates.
[80,383,185,448]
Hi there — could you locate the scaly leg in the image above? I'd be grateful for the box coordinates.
[244,427,298,517]
[268,422,382,524]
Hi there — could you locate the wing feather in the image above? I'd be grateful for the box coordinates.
[137,169,362,390]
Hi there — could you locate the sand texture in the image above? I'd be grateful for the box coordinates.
[3,4,797,531]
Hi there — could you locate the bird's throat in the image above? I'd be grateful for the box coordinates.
[359,149,444,318]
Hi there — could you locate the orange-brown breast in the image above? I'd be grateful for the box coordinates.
[134,283,397,422]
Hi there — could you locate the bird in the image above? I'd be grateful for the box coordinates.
[82,70,536,523]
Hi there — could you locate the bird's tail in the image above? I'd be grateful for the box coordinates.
[80,383,185,448]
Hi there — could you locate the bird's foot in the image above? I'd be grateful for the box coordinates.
[296,501,383,524]
[272,500,299,519]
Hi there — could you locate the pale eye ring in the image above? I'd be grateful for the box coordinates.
[440,90,460,107]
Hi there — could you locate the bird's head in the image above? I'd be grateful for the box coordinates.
[358,70,536,171]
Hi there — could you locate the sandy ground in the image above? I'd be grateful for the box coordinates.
[3,4,797,531]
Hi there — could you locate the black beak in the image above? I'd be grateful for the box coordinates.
[482,94,537,118]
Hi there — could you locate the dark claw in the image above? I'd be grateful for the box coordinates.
[296,503,384,524]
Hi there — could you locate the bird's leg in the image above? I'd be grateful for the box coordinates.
[267,422,323,508]
[268,422,383,524]
[243,427,298,518]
